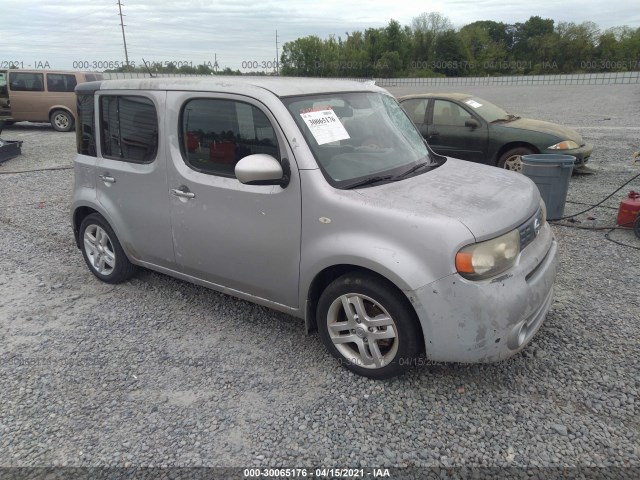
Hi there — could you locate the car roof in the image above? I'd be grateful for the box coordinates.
[75,76,385,98]
[398,93,473,102]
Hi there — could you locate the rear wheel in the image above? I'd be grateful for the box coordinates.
[50,109,74,132]
[79,213,136,283]
[317,272,422,379]
[497,146,534,172]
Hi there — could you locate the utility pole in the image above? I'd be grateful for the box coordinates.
[275,30,279,75]
[117,0,130,71]
[213,53,219,73]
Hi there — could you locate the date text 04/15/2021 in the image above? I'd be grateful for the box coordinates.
[243,467,391,478]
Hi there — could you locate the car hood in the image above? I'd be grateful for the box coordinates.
[355,158,539,241]
[499,117,583,143]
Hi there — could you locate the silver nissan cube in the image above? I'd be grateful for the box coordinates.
[71,77,558,379]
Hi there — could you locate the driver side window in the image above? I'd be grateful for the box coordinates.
[180,99,280,178]
[432,100,473,127]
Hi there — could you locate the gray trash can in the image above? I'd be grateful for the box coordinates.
[521,154,575,220]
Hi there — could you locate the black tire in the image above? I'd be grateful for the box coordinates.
[50,109,74,132]
[497,146,534,172]
[79,213,136,284]
[317,272,422,379]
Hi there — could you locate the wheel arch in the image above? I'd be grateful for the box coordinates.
[73,205,100,248]
[494,142,539,165]
[48,105,76,120]
[73,205,132,261]
[493,142,540,165]
[304,264,422,340]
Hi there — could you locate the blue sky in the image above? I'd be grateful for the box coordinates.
[2,0,639,72]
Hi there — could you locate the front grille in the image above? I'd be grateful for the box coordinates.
[518,207,543,251]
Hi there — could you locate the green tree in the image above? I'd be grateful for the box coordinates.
[280,36,324,76]
[411,12,453,63]
[434,30,471,76]
[459,21,509,74]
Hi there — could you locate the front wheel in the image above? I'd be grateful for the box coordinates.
[497,146,534,172]
[317,273,422,379]
[50,109,74,132]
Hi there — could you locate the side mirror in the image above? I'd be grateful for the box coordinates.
[235,154,288,187]
[465,118,480,129]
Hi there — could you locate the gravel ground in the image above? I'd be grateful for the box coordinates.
[0,84,638,475]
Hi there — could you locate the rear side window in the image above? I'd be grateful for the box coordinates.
[9,72,44,92]
[100,95,158,163]
[180,98,280,177]
[47,73,77,92]
[76,94,96,156]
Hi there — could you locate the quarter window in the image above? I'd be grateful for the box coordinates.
[432,100,473,127]
[9,72,44,92]
[100,95,158,163]
[47,73,78,92]
[180,99,280,177]
[76,94,96,156]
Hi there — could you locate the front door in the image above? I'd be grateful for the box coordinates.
[427,99,488,163]
[165,92,302,308]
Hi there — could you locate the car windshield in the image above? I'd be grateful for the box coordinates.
[283,92,442,188]
[461,96,511,123]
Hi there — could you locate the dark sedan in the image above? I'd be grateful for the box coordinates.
[398,93,593,172]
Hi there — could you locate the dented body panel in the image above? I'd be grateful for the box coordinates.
[406,223,557,362]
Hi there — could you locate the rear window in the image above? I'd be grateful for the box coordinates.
[100,95,158,163]
[47,73,77,92]
[9,72,44,92]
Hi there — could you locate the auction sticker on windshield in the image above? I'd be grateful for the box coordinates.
[300,109,350,145]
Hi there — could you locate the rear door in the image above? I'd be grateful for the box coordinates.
[95,91,175,268]
[165,91,302,307]
[427,99,489,162]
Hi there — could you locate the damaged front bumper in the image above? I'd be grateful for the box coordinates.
[405,223,558,363]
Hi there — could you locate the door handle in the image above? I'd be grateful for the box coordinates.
[99,174,116,184]
[170,188,196,199]
[429,131,440,137]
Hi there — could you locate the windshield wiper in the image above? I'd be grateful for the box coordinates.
[343,175,395,189]
[394,161,434,180]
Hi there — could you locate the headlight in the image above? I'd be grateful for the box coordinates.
[540,199,547,224]
[455,230,520,280]
[548,140,579,150]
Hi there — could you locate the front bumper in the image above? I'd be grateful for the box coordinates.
[541,143,593,166]
[405,223,558,363]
